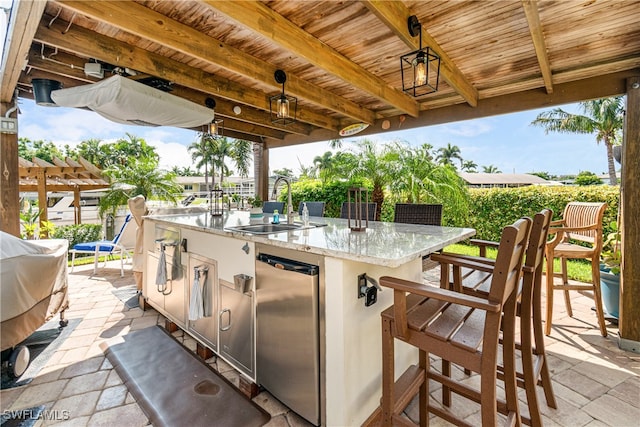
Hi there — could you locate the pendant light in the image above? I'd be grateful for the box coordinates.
[269,70,297,125]
[400,15,441,97]
[205,97,224,136]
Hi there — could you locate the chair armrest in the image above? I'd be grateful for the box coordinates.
[469,238,499,257]
[549,223,598,234]
[550,219,564,226]
[430,253,496,272]
[380,276,501,312]
[431,252,498,291]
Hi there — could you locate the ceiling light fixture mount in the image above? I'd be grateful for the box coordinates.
[269,70,297,125]
[205,97,223,136]
[400,15,440,97]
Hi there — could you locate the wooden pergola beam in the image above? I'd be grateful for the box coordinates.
[204,0,419,117]
[522,0,554,94]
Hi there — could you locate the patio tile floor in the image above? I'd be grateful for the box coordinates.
[1,261,638,426]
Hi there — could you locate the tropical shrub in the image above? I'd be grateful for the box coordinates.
[282,178,371,218]
[52,224,102,258]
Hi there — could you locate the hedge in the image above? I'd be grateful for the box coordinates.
[462,186,619,242]
[282,180,619,243]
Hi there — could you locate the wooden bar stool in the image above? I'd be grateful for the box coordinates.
[544,202,608,336]
[378,217,531,426]
[433,209,557,426]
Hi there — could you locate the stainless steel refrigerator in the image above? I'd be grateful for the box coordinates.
[256,253,320,426]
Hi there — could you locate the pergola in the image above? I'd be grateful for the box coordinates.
[18,156,109,225]
[1,1,638,347]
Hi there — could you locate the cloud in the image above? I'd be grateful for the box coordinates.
[441,120,493,137]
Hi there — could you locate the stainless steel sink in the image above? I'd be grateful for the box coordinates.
[225,223,302,234]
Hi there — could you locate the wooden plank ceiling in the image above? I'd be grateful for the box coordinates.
[4,0,640,148]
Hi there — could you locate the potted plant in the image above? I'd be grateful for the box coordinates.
[247,194,263,217]
[600,221,621,319]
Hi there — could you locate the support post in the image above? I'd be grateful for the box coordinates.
[619,76,640,352]
[0,102,20,236]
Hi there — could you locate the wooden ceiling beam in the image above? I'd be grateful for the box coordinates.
[166,87,313,136]
[54,0,376,126]
[0,1,46,103]
[34,18,341,132]
[362,0,479,108]
[203,0,419,117]
[27,46,97,84]
[522,0,554,94]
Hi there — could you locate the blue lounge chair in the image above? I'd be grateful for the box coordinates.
[70,214,132,276]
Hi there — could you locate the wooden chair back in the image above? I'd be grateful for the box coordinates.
[487,218,532,307]
[561,202,607,248]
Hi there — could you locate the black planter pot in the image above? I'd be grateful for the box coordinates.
[32,79,62,106]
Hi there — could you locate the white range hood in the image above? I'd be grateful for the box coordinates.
[50,75,214,128]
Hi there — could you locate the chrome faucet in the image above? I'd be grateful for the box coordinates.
[272,176,294,224]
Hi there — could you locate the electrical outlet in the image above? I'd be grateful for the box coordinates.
[358,273,368,298]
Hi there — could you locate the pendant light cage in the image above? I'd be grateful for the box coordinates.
[400,15,441,97]
[269,70,297,125]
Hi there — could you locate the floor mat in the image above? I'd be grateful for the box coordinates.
[1,318,80,390]
[102,326,270,427]
[111,285,140,309]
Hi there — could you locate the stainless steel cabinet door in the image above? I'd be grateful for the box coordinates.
[219,280,254,377]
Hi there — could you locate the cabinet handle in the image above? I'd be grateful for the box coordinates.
[219,308,232,331]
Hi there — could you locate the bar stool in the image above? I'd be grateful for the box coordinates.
[433,209,557,426]
[378,217,531,426]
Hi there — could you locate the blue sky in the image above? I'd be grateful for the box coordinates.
[15,97,607,177]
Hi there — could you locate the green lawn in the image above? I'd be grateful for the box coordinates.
[443,243,594,284]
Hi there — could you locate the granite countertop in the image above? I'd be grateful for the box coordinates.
[145,210,475,268]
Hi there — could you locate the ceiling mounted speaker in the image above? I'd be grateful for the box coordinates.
[32,79,62,106]
[84,63,104,79]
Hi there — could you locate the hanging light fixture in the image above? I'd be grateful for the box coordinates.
[205,97,224,136]
[269,70,297,125]
[400,15,441,97]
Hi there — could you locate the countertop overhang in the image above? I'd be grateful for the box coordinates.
[145,210,475,268]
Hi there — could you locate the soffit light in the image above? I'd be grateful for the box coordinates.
[205,97,224,136]
[269,70,297,125]
[400,15,441,97]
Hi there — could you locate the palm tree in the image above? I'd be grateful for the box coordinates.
[231,139,253,179]
[76,138,103,166]
[482,164,501,173]
[461,160,478,172]
[313,151,334,183]
[349,139,394,221]
[531,96,623,185]
[99,157,183,216]
[211,136,233,188]
[188,134,215,193]
[435,143,463,168]
[388,142,469,223]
